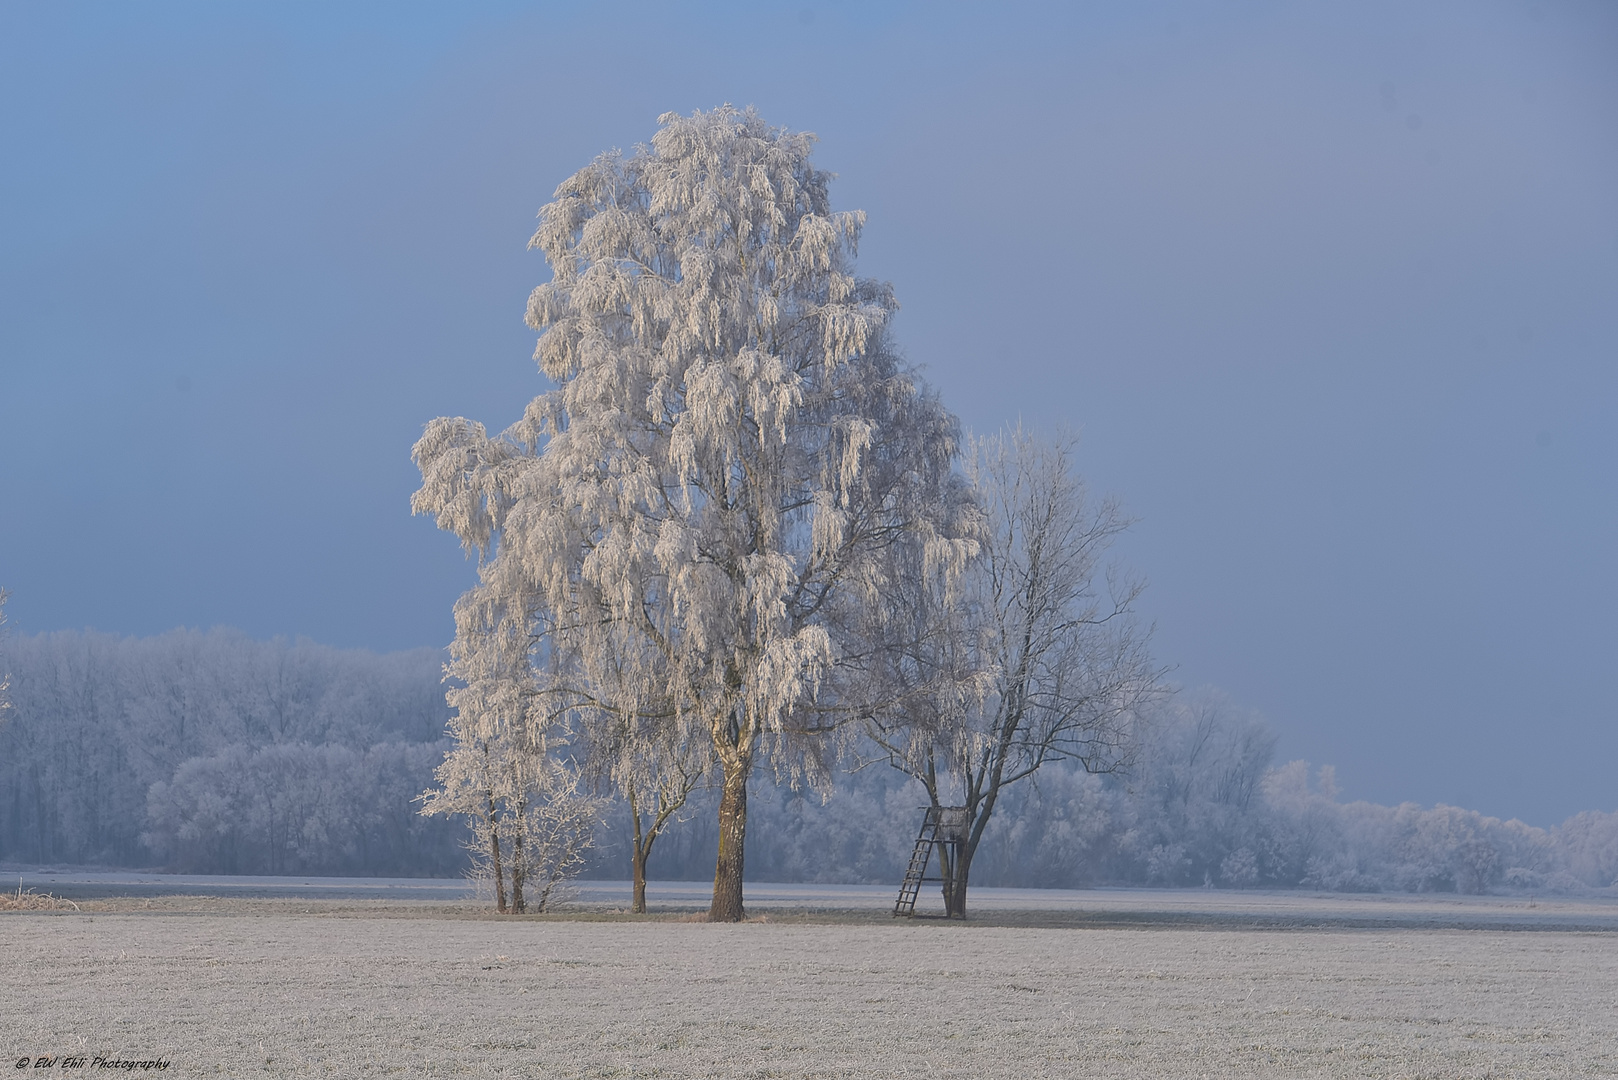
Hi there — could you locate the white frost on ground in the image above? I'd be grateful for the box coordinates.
[3,900,1616,1078]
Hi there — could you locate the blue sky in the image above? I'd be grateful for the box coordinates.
[2,1,1614,824]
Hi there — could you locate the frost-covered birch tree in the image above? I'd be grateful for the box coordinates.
[871,428,1160,916]
[412,105,976,921]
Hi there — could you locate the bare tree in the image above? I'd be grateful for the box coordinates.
[412,106,976,921]
[871,428,1161,917]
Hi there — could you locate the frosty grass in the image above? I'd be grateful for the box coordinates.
[4,898,1615,1078]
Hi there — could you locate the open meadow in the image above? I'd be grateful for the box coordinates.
[4,885,1617,1078]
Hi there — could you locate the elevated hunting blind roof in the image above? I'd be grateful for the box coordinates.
[927,806,969,841]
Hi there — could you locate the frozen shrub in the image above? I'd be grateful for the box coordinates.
[1220,848,1259,887]
[1146,843,1191,884]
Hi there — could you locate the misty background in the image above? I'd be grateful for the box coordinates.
[1,1,1615,831]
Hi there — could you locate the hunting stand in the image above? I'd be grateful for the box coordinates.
[893,805,968,918]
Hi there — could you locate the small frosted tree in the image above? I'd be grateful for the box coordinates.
[423,731,600,913]
[413,106,976,921]
[419,586,602,913]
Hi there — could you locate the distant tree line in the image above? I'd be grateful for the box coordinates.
[0,627,1613,895]
[0,628,462,875]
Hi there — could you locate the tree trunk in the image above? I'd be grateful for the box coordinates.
[932,821,972,919]
[938,839,958,918]
[632,848,648,914]
[487,789,508,915]
[708,758,748,922]
[510,803,527,914]
[629,787,649,914]
[944,849,971,919]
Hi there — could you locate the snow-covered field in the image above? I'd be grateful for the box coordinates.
[5,890,1616,1078]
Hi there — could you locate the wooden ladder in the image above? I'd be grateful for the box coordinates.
[893,831,935,916]
[894,806,962,917]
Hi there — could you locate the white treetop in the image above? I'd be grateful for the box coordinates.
[413,105,976,919]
